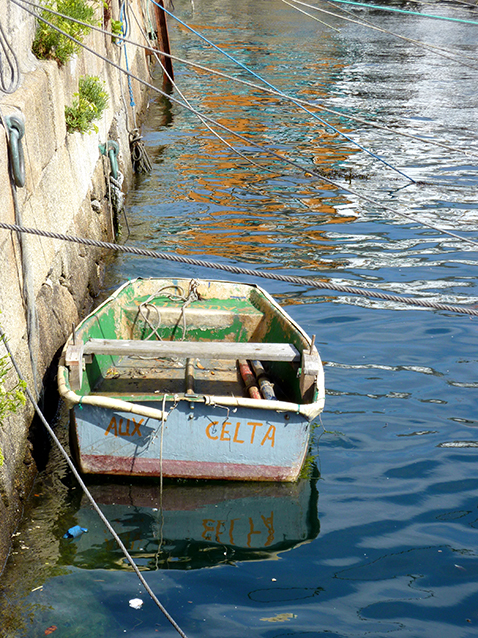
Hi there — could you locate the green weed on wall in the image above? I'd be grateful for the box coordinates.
[65,75,109,134]
[0,332,26,466]
[32,0,97,66]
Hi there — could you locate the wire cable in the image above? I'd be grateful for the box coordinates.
[12,0,478,249]
[129,3,270,173]
[0,326,190,638]
[326,0,478,25]
[15,0,475,157]
[152,0,416,183]
[1,221,478,316]
[290,0,478,69]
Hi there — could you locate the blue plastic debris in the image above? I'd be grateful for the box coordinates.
[63,525,88,539]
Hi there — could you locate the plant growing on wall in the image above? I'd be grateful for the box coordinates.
[65,75,109,134]
[0,331,26,467]
[32,0,97,66]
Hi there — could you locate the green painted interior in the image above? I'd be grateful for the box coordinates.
[71,279,309,404]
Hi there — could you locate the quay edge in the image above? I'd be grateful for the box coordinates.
[0,0,154,570]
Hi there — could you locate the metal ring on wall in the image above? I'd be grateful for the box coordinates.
[5,114,25,188]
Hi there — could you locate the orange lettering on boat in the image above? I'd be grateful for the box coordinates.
[233,422,244,444]
[220,421,231,441]
[105,416,117,436]
[205,422,219,440]
[130,418,143,436]
[248,421,263,444]
[261,425,276,448]
[118,418,129,436]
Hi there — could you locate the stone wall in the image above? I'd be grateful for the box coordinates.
[0,0,153,569]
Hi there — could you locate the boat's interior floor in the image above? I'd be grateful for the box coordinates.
[91,355,246,398]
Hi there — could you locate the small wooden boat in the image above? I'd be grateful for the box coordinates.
[58,277,325,481]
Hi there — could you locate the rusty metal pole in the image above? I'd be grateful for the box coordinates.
[153,0,174,86]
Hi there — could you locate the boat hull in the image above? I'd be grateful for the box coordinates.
[59,277,325,481]
[71,400,310,481]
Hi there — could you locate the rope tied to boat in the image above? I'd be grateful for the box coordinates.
[138,279,200,343]
[0,324,190,638]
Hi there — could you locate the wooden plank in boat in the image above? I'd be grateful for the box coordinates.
[82,338,301,362]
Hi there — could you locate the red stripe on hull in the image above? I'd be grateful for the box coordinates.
[80,454,300,482]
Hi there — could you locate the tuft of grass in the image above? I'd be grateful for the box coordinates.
[65,75,109,134]
[32,0,97,66]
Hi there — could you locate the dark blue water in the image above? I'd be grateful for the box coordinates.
[3,1,478,636]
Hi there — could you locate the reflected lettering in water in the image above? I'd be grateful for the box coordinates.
[60,478,320,570]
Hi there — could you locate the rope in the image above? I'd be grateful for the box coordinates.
[0,326,189,638]
[15,0,476,158]
[290,0,478,70]
[128,4,271,175]
[1,221,478,316]
[119,1,136,113]
[0,21,20,94]
[11,0,478,248]
[326,0,478,25]
[129,128,152,173]
[282,0,341,31]
[153,0,417,184]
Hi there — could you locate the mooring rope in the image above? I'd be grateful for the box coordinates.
[130,3,269,175]
[1,221,478,316]
[153,0,417,183]
[0,326,190,638]
[289,0,478,70]
[15,0,475,158]
[12,0,478,252]
[326,0,478,25]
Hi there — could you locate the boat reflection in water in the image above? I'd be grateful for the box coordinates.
[65,476,320,570]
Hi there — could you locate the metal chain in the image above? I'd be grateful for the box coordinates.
[1,221,477,316]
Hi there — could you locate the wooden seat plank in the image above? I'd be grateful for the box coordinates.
[82,338,300,362]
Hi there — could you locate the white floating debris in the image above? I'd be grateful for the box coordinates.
[129,598,143,609]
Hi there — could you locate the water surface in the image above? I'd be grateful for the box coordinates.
[2,1,478,636]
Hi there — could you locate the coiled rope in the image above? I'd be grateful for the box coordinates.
[1,221,478,316]
[0,326,189,638]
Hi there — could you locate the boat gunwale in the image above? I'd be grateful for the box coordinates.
[58,277,325,421]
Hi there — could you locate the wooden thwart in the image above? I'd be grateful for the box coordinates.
[81,338,301,362]
[65,338,303,391]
